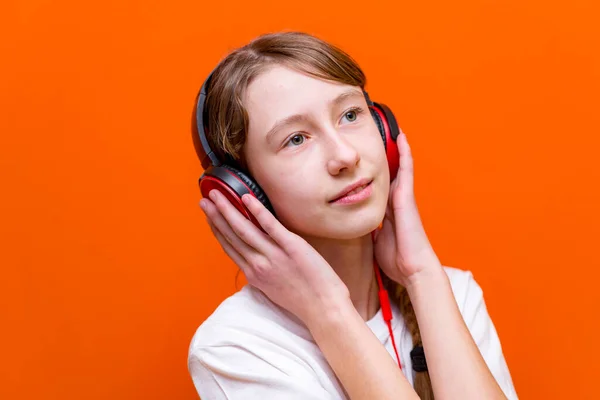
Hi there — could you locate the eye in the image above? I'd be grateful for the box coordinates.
[341,107,364,124]
[285,133,306,147]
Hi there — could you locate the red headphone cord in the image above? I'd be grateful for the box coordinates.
[371,231,402,370]
[373,259,402,370]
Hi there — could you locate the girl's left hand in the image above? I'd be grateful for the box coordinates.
[374,132,443,288]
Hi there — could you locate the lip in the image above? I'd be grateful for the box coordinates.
[329,178,374,204]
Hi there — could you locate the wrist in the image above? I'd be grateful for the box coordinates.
[405,262,446,296]
[304,295,356,335]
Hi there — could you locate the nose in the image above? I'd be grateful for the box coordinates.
[326,134,361,176]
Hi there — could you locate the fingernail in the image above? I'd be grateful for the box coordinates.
[209,190,217,201]
[199,199,207,211]
[241,194,251,205]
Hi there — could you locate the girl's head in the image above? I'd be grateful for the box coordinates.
[201,31,390,241]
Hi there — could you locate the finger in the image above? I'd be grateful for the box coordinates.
[209,190,277,253]
[398,132,414,195]
[203,193,260,258]
[208,220,251,272]
[241,194,295,248]
[210,218,271,287]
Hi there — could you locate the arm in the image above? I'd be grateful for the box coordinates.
[307,297,419,400]
[374,132,512,399]
[406,266,508,400]
[458,270,518,399]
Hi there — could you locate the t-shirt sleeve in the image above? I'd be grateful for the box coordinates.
[188,341,334,400]
[457,270,519,400]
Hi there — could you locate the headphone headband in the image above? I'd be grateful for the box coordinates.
[193,70,220,169]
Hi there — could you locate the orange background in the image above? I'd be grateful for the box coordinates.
[1,0,599,398]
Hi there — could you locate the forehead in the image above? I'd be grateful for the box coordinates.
[243,65,359,135]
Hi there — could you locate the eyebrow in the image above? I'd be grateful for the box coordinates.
[265,88,364,145]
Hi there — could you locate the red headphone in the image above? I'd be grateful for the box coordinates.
[191,70,402,227]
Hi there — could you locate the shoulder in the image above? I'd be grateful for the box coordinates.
[188,284,311,354]
[187,286,337,399]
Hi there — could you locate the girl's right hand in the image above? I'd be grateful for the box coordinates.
[200,189,351,327]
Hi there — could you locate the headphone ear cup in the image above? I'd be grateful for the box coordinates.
[199,165,274,229]
[221,165,273,213]
[370,103,400,181]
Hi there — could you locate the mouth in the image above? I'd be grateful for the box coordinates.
[329,179,374,205]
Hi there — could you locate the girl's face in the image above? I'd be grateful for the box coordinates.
[243,65,390,240]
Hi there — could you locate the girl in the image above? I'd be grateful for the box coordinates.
[188,31,517,400]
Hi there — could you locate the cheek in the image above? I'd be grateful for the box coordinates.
[362,129,390,177]
[255,167,320,222]
[268,187,326,236]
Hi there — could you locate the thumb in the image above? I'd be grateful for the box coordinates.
[395,132,415,203]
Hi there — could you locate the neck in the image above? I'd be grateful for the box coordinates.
[303,233,380,321]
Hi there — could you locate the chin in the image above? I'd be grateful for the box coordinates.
[330,204,385,239]
[325,223,380,240]
[285,202,385,241]
[327,182,389,239]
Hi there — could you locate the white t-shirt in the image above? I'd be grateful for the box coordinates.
[188,267,518,399]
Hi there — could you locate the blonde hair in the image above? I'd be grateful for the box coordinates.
[204,31,434,399]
